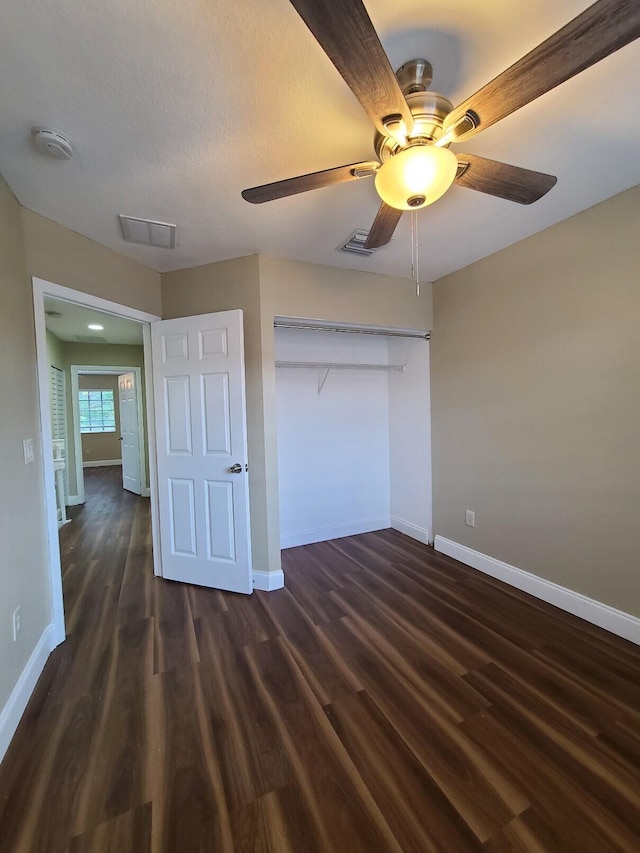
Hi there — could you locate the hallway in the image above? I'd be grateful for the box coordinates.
[1,467,640,851]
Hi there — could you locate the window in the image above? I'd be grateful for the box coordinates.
[79,389,116,433]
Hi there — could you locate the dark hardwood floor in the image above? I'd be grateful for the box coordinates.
[1,466,640,851]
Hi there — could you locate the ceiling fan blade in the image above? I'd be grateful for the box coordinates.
[364,202,403,249]
[242,161,378,204]
[455,154,557,205]
[289,0,413,136]
[443,0,640,142]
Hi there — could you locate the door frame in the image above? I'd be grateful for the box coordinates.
[32,276,161,646]
[70,365,146,502]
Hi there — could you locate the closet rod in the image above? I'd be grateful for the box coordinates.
[273,322,429,340]
[275,361,406,371]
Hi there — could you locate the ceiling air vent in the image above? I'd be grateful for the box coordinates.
[119,215,176,249]
[337,229,377,256]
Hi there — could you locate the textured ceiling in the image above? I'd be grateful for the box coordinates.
[1,0,640,281]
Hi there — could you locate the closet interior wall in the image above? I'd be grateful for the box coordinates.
[275,327,431,549]
[388,335,432,544]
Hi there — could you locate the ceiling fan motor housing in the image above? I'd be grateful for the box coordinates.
[374,89,454,163]
[395,58,433,94]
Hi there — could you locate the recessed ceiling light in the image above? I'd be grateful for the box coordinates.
[88,324,104,331]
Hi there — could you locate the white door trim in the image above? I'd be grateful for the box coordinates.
[70,365,145,501]
[32,277,161,646]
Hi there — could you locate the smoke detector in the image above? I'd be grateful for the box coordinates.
[31,127,74,160]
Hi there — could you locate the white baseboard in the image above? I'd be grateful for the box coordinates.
[67,495,82,506]
[280,515,390,550]
[82,459,122,468]
[253,570,285,591]
[391,516,430,545]
[434,536,640,647]
[0,623,57,764]
[141,487,151,498]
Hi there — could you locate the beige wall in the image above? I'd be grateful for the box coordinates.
[78,375,122,464]
[258,255,433,330]
[163,254,433,577]
[0,178,51,713]
[21,208,161,316]
[0,181,160,729]
[431,185,640,616]
[46,329,65,370]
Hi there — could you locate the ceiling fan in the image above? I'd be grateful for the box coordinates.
[242,0,640,250]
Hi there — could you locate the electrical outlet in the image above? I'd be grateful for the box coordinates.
[465,509,476,528]
[12,606,22,642]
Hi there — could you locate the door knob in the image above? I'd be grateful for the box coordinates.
[229,463,242,474]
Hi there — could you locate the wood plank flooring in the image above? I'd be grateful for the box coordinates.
[1,465,640,851]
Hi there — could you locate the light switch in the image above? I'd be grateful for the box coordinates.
[23,438,34,465]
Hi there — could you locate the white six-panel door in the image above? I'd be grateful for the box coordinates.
[151,310,253,593]
[118,372,142,495]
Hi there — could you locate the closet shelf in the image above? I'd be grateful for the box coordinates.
[275,360,406,393]
[275,361,406,371]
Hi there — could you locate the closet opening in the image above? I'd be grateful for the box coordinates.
[274,319,432,552]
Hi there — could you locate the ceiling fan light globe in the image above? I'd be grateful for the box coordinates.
[375,145,457,210]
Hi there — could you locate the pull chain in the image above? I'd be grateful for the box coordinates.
[410,210,420,297]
